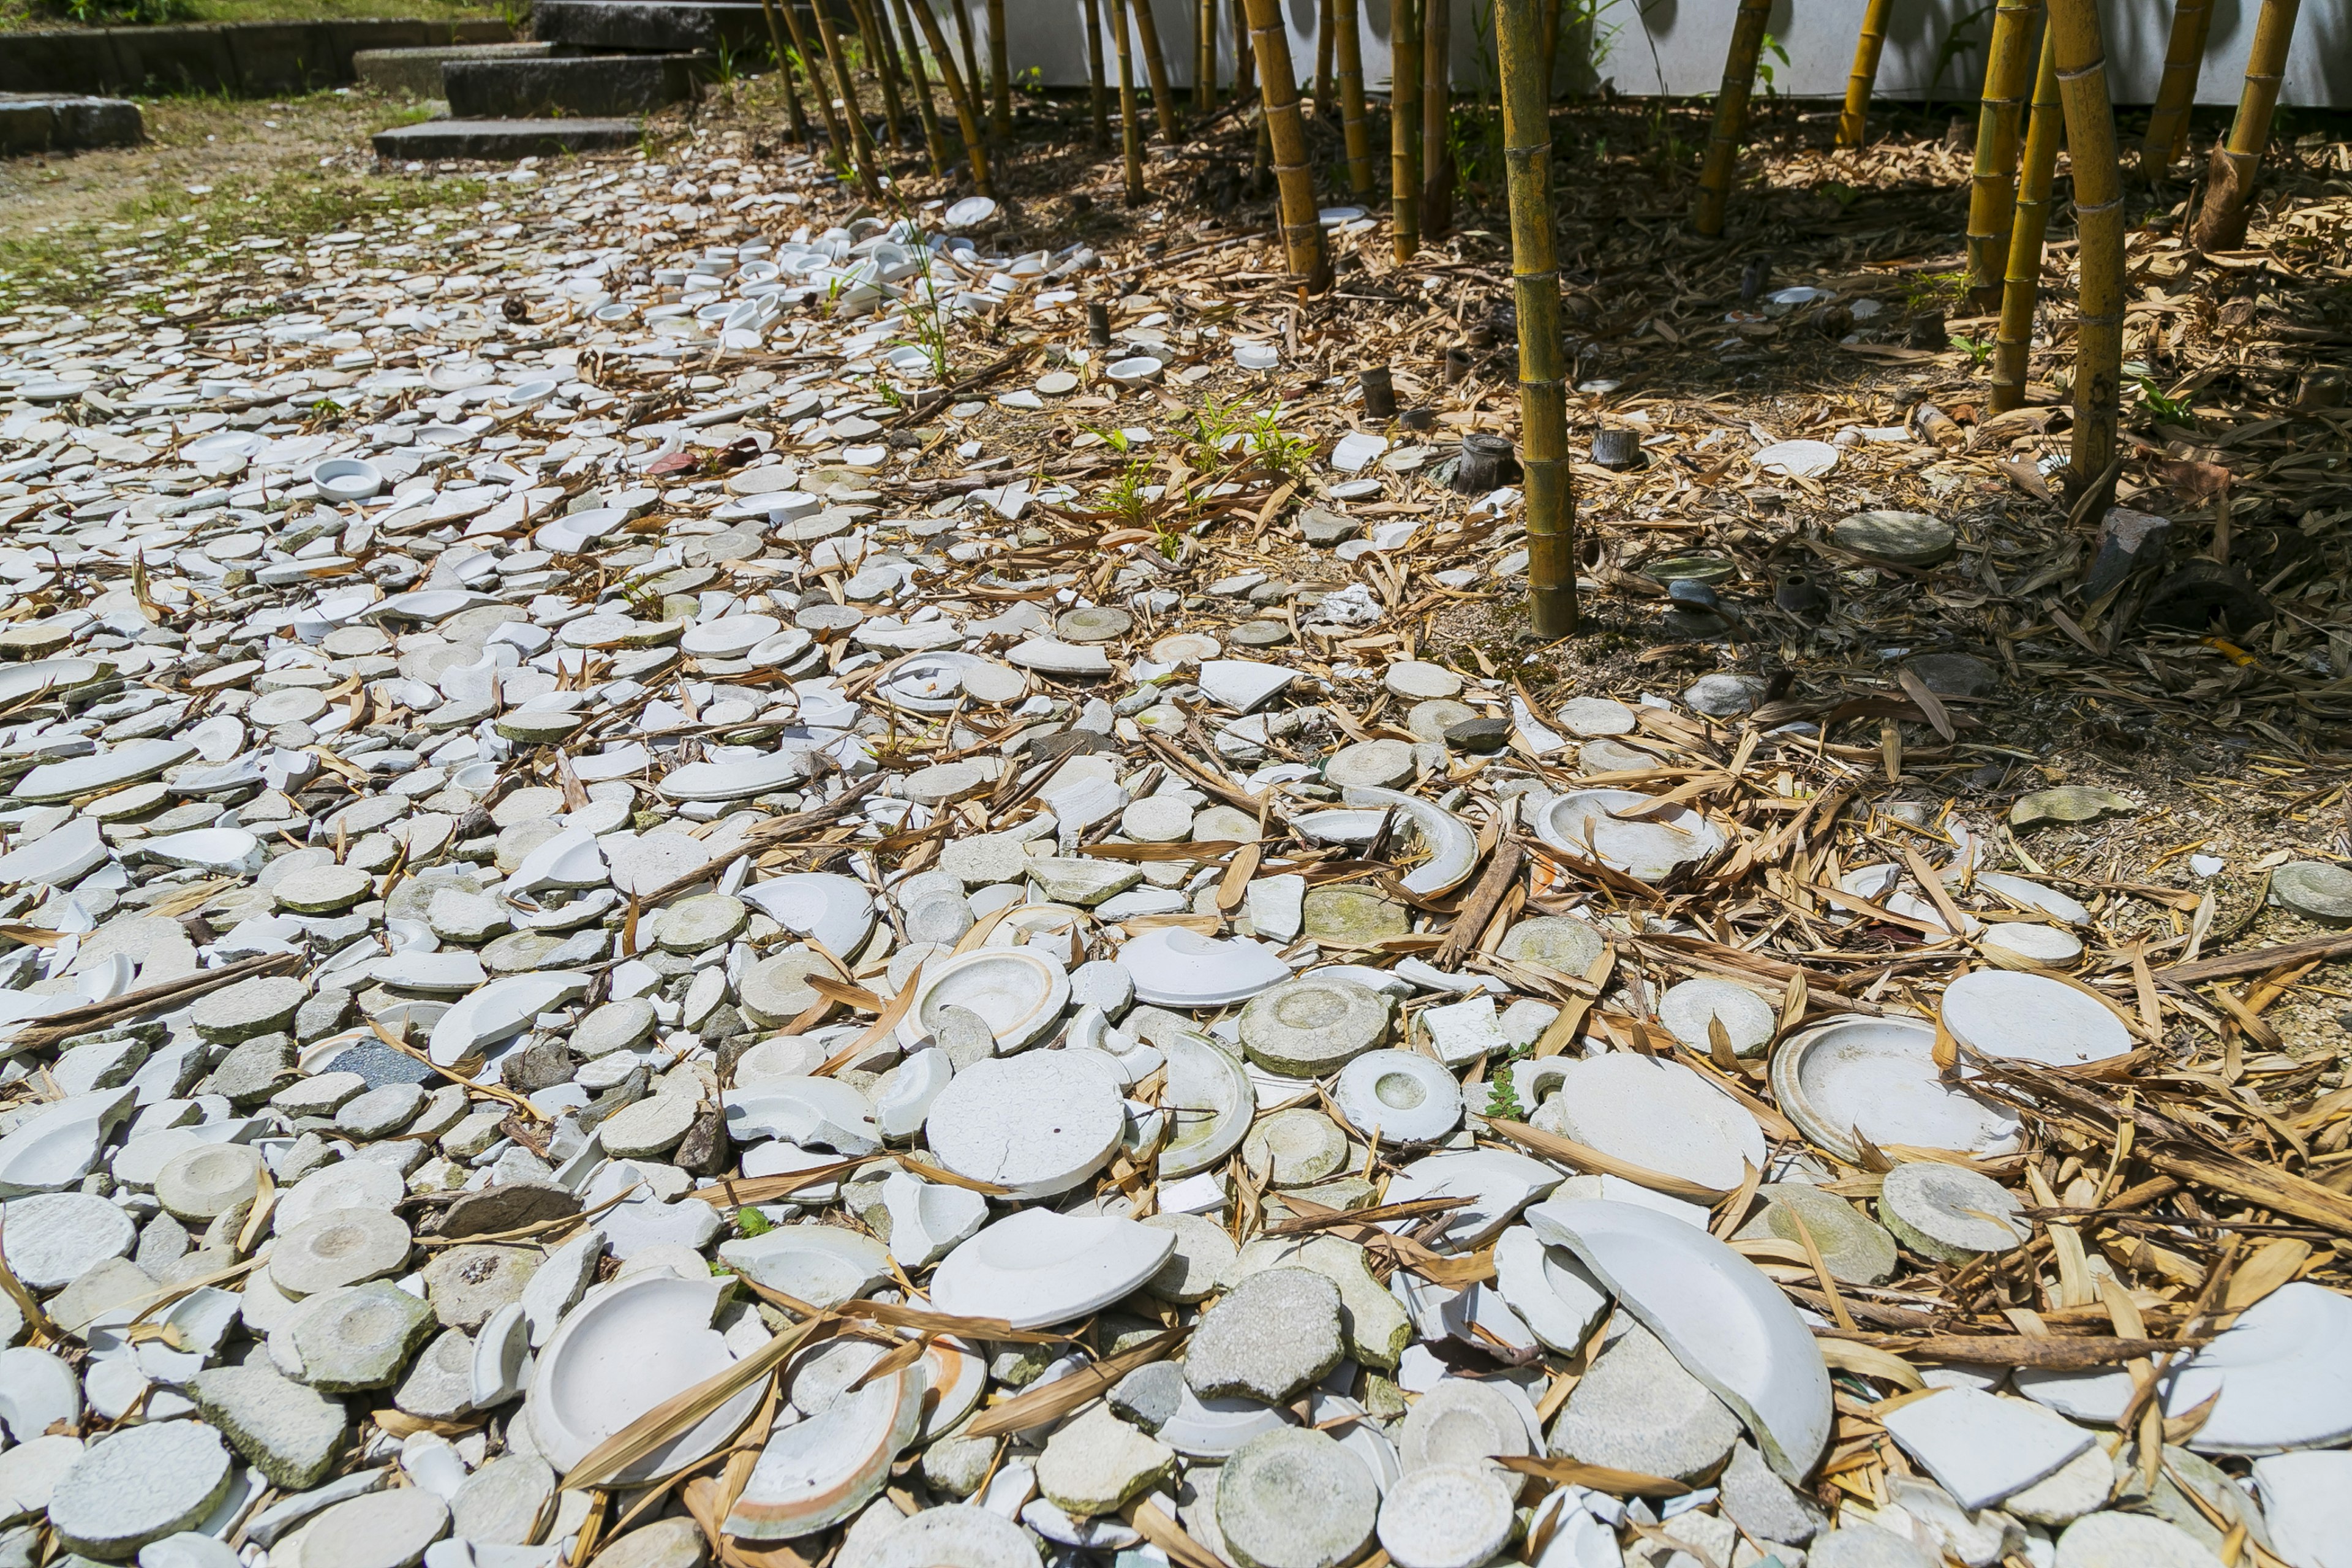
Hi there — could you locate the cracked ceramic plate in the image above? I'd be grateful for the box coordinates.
[1770,1016,2021,1163]
[1533,789,1725,881]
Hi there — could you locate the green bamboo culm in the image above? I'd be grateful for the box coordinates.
[2139,0,2214,175]
[1391,0,1421,262]
[1991,18,2060,413]
[1496,0,1574,638]
[1964,0,2041,310]
[2044,0,2126,499]
[2189,0,2302,250]
[1838,0,1893,146]
[1692,0,1771,236]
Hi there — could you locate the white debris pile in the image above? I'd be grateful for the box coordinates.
[0,140,2343,1568]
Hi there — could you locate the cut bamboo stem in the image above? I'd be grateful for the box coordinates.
[1196,0,1216,112]
[1497,0,1575,639]
[986,0,1012,138]
[1392,0,1422,262]
[1130,0,1183,141]
[2190,0,2302,251]
[1964,0,2040,309]
[1085,0,1110,147]
[908,0,992,194]
[1421,0,1452,239]
[1112,0,1147,203]
[780,0,848,152]
[2045,0,2125,499]
[1692,0,1771,236]
[811,0,883,194]
[1315,0,1336,123]
[754,0,813,143]
[1992,18,2061,412]
[849,0,907,148]
[886,0,948,173]
[1240,0,1330,291]
[1333,0,1371,194]
[1838,0,1893,147]
[2141,0,2214,175]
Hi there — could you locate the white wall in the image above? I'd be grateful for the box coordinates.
[930,0,2352,106]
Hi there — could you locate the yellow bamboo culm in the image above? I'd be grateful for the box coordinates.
[1838,0,1894,148]
[2043,0,2125,497]
[1084,0,1111,148]
[1392,0,1422,263]
[810,0,883,197]
[1240,0,1331,292]
[886,0,949,173]
[1421,0,1452,240]
[1314,0,1336,121]
[1991,19,2060,412]
[778,0,847,154]
[1129,0,1183,140]
[1333,0,1372,195]
[1196,0,1216,113]
[1964,0,2040,309]
[848,0,906,149]
[752,0,812,144]
[1692,0,1773,237]
[986,0,1012,138]
[1496,0,1575,640]
[907,0,993,195]
[1111,0,1147,203]
[2190,0,2303,251]
[2139,0,2214,175]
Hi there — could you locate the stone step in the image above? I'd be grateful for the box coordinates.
[441,51,706,118]
[0,92,143,154]
[370,116,642,160]
[530,0,771,54]
[353,42,557,99]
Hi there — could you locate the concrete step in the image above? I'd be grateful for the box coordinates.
[440,51,706,118]
[371,116,641,160]
[354,42,557,99]
[0,92,143,154]
[530,0,771,55]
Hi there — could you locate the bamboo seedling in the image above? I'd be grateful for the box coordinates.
[2140,0,2214,175]
[886,0,949,173]
[1692,0,1771,236]
[1496,0,1575,638]
[1991,18,2061,413]
[2045,0,2125,499]
[908,0,993,195]
[1392,0,1422,261]
[1333,0,1371,194]
[2190,0,2302,251]
[1240,0,1330,291]
[1964,0,2040,309]
[1112,0,1148,203]
[1421,0,1453,239]
[1085,0,1111,147]
[1129,0,1183,140]
[1838,0,1893,146]
[987,0,1012,139]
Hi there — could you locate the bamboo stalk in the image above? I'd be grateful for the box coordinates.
[2141,0,2214,175]
[848,0,907,148]
[2190,0,2302,251]
[1991,17,2060,413]
[908,0,992,194]
[1196,0,1216,113]
[948,0,983,124]
[1315,0,1336,123]
[1496,0,1575,639]
[1333,0,1371,194]
[986,0,1012,138]
[753,0,812,143]
[885,0,948,173]
[1692,0,1771,236]
[1231,0,1253,99]
[1112,0,1147,203]
[2045,0,2125,498]
[813,0,883,195]
[1130,0,1184,140]
[1240,0,1331,291]
[1392,0,1422,261]
[1964,0,2040,309]
[1085,0,1110,147]
[1421,0,1452,239]
[779,0,848,153]
[1539,0,1561,93]
[1838,0,1893,147]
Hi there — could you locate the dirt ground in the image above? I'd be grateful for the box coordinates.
[8,70,2352,1061]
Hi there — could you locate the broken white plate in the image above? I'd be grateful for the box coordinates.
[0,818,107,886]
[1537,1053,1763,1193]
[1939,971,2133,1068]
[929,1209,1174,1329]
[723,1077,880,1156]
[1159,1029,1256,1178]
[1880,1386,2092,1510]
[522,1272,761,1482]
[727,1366,921,1539]
[1752,439,1839,478]
[1340,788,1479,897]
[1533,789,1725,881]
[922,1053,1123,1198]
[656,750,814,803]
[1491,1225,1611,1355]
[1770,1016,2021,1163]
[2016,1283,2352,1453]
[1118,927,1290,1008]
[428,973,593,1066]
[1334,1050,1463,1144]
[1383,1150,1562,1248]
[1525,1197,1831,1484]
[900,948,1069,1054]
[739,873,877,958]
[2253,1451,2352,1568]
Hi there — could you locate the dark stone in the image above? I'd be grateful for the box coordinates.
[1904,652,1999,698]
[1023,729,1118,763]
[352,42,554,98]
[699,1003,748,1044]
[532,0,767,51]
[370,118,645,161]
[205,1034,298,1108]
[323,1041,435,1091]
[503,1038,577,1095]
[2083,506,2171,600]
[578,1068,648,1132]
[0,94,143,155]
[1298,507,1359,546]
[2141,561,2272,634]
[433,1180,581,1240]
[673,1108,730,1177]
[1442,717,1512,753]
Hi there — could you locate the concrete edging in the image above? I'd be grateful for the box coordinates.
[0,17,515,98]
